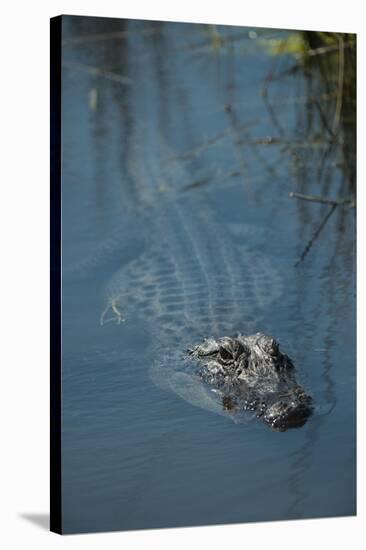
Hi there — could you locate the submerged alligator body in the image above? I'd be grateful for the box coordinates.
[189,333,313,431]
[99,124,312,431]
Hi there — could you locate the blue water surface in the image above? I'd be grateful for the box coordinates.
[60,16,356,533]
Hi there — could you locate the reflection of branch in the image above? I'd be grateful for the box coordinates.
[291,190,355,267]
[313,98,335,138]
[289,192,355,207]
[224,104,280,180]
[224,105,252,182]
[332,34,345,134]
[182,170,240,192]
[62,28,158,47]
[62,60,132,86]
[164,120,258,165]
[261,37,288,137]
[294,204,337,267]
[237,136,336,148]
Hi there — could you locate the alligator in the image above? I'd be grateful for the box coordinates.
[98,123,312,431]
[188,333,313,431]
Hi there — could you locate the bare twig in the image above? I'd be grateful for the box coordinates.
[307,40,353,58]
[289,191,355,207]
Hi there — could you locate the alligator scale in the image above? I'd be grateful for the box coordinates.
[99,124,313,432]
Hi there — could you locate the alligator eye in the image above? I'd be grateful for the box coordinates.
[219,346,232,361]
[233,341,247,358]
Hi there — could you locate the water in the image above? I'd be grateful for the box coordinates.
[60,17,356,533]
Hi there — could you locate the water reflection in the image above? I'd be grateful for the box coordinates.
[60,16,356,533]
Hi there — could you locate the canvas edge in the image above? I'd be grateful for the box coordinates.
[50,14,62,535]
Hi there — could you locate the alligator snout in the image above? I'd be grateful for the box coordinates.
[263,394,313,431]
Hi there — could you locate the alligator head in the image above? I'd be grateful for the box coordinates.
[188,333,313,431]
